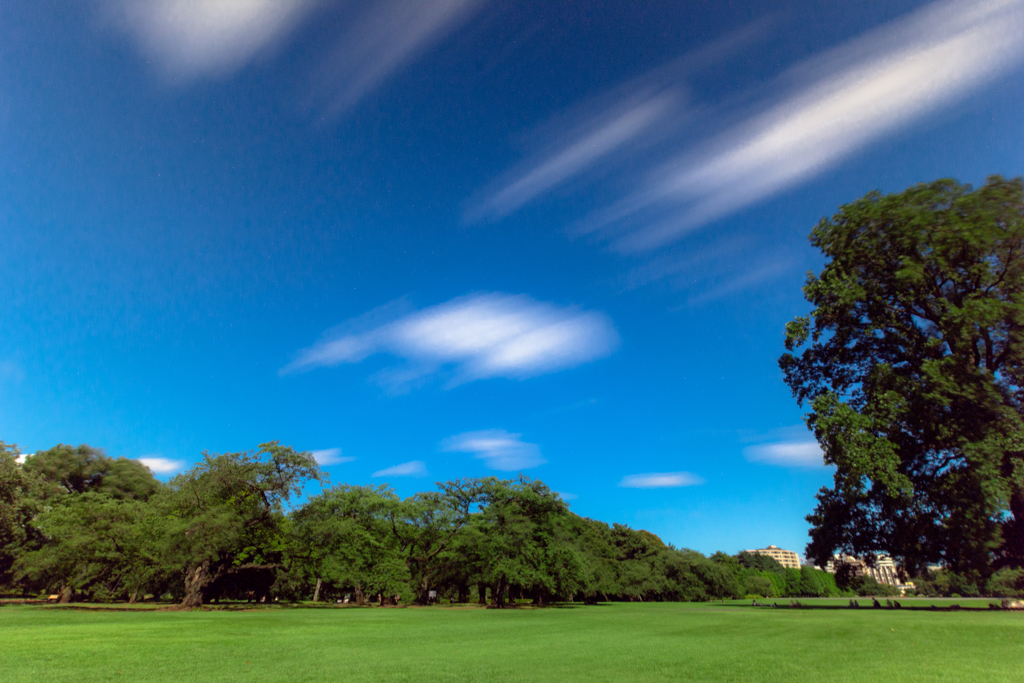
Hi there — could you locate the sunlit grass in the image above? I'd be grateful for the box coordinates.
[1,601,1020,682]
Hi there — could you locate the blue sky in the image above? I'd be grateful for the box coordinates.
[2,0,1023,557]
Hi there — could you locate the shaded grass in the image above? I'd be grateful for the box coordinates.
[1,601,1021,682]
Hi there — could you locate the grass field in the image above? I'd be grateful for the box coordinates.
[1,600,1021,682]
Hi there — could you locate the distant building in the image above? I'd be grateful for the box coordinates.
[746,545,801,569]
[825,553,914,594]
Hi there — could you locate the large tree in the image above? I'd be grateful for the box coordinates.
[471,476,585,607]
[780,176,1024,579]
[289,484,409,604]
[387,478,484,604]
[161,442,323,607]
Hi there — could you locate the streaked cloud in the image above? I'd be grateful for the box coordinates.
[441,429,545,471]
[744,441,825,468]
[621,233,799,306]
[466,22,765,222]
[281,293,618,390]
[108,0,485,110]
[470,0,1024,256]
[109,0,314,80]
[372,460,427,478]
[596,0,1024,251]
[619,472,704,489]
[466,88,680,221]
[138,456,187,474]
[684,257,799,306]
[310,448,355,466]
[309,0,486,114]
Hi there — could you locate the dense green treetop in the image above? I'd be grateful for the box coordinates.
[22,444,160,501]
[737,551,786,573]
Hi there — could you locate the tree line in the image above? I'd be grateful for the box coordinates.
[1,440,850,606]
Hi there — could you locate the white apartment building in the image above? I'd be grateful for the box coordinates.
[746,545,801,569]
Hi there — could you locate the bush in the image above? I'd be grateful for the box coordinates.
[987,568,1024,598]
[743,575,776,598]
[946,573,980,598]
[854,577,900,597]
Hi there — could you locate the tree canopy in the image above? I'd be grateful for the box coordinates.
[23,444,159,501]
[780,175,1024,580]
[161,441,325,607]
[1,437,849,605]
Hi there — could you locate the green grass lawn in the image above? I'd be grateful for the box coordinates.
[1,601,1020,682]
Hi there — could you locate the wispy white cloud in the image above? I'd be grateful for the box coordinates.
[619,472,704,489]
[467,89,679,220]
[441,429,545,471]
[309,0,485,114]
[310,448,355,466]
[372,460,427,478]
[108,0,484,108]
[597,0,1024,251]
[744,441,825,468]
[468,1,1024,257]
[466,22,766,222]
[281,293,618,390]
[109,0,314,80]
[15,453,29,465]
[684,257,799,306]
[138,456,187,474]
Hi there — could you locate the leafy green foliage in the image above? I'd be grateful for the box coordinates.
[388,478,483,604]
[1,441,42,588]
[0,437,871,603]
[737,551,785,573]
[781,176,1024,577]
[471,477,585,606]
[848,576,900,597]
[987,567,1024,598]
[160,441,324,606]
[22,444,160,501]
[913,569,983,598]
[289,484,408,603]
[14,493,172,601]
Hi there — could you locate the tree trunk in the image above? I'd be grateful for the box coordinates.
[313,578,322,603]
[354,585,365,606]
[128,589,139,604]
[457,583,469,604]
[417,574,431,605]
[181,562,211,609]
[58,586,72,604]
[491,579,506,608]
[477,582,488,605]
